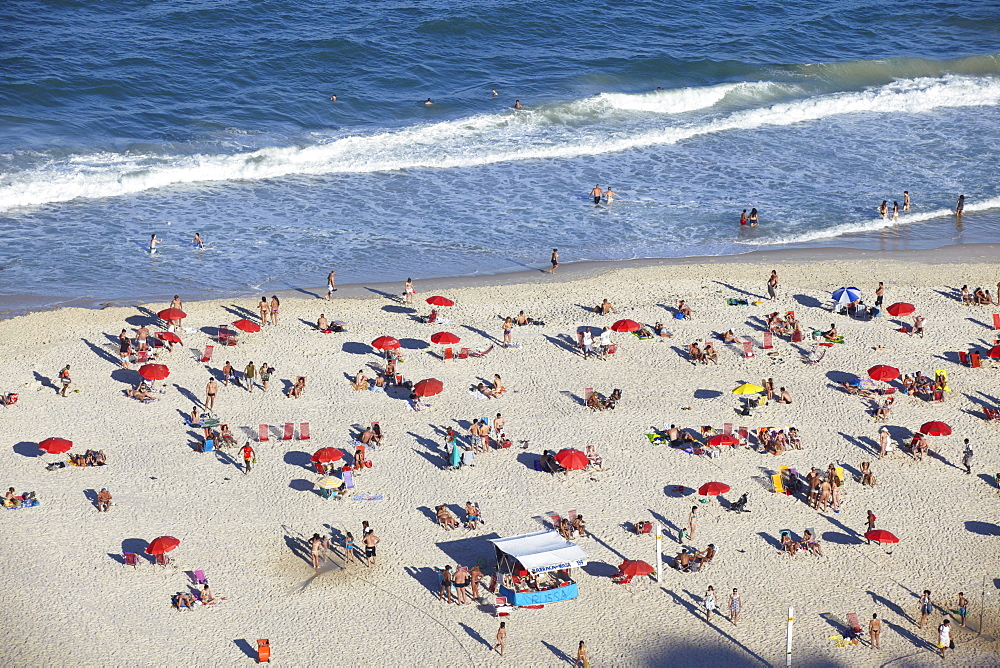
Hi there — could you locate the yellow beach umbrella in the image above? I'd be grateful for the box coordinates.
[732,383,764,395]
[316,477,342,489]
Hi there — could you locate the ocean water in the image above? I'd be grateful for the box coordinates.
[2,0,1000,306]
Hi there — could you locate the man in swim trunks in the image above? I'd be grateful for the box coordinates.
[205,377,218,411]
[550,249,558,274]
[903,191,910,211]
[326,270,337,300]
[362,531,380,566]
[589,185,603,204]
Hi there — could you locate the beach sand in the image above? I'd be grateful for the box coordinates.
[1,248,998,666]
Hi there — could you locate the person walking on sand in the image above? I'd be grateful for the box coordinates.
[205,377,218,410]
[575,640,590,667]
[589,184,603,205]
[869,613,881,649]
[326,270,337,299]
[244,361,256,393]
[875,281,884,308]
[919,590,933,628]
[404,278,415,304]
[493,621,506,656]
[865,509,876,543]
[270,296,280,325]
[703,586,718,622]
[58,364,72,396]
[118,329,132,368]
[240,442,255,475]
[222,361,234,387]
[961,439,973,475]
[362,530,380,566]
[767,270,779,301]
[550,249,559,274]
[938,618,952,658]
[728,588,742,626]
[878,426,890,459]
[260,364,272,392]
[258,296,269,326]
[957,592,969,627]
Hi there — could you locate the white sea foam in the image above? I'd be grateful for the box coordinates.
[0,75,998,211]
[738,196,1000,246]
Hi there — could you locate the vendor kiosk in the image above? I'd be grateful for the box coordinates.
[489,530,588,606]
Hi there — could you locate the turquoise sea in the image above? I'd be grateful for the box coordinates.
[2,1,999,306]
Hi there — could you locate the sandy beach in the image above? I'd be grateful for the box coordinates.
[1,247,999,667]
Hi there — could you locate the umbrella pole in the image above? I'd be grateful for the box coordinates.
[654,522,662,583]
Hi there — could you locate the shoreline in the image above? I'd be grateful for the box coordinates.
[2,242,998,319]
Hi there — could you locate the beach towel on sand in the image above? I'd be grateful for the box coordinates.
[352,494,384,501]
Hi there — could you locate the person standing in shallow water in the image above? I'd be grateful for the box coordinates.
[589,184,603,204]
[748,208,758,226]
[550,249,559,274]
[956,194,965,216]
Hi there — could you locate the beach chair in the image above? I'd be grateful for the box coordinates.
[585,445,603,469]
[124,552,139,568]
[984,407,1000,421]
[136,349,149,364]
[258,424,269,442]
[218,325,231,345]
[155,553,171,567]
[994,314,1000,330]
[199,345,213,363]
[737,426,749,446]
[191,570,208,586]
[494,595,514,617]
[612,573,634,585]
[635,521,652,535]
[971,353,982,368]
[342,469,355,490]
[604,343,618,356]
[791,328,803,342]
[723,423,733,435]
[457,348,470,360]
[567,509,578,524]
[771,473,786,494]
[299,423,310,440]
[742,341,755,358]
[281,423,294,440]
[257,639,270,663]
[846,612,863,643]
[958,351,969,366]
[548,513,561,530]
[462,449,475,467]
[443,347,453,361]
[2,393,17,407]
[763,332,773,349]
[584,387,593,404]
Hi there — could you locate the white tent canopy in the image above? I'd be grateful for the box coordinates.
[490,530,588,574]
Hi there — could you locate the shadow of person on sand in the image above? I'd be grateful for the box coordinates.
[460,623,493,650]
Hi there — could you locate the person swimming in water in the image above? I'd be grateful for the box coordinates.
[878,200,888,219]
[491,89,498,97]
[193,232,204,248]
[513,100,523,109]
[329,94,337,102]
[424,98,433,105]
[149,234,161,253]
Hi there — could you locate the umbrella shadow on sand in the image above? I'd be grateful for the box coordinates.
[120,537,151,563]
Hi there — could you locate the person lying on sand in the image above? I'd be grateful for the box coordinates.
[477,382,498,399]
[654,322,672,337]
[722,330,740,343]
[436,505,460,530]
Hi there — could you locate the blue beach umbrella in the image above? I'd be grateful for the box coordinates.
[832,287,862,304]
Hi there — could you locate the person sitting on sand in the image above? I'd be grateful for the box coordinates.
[515,310,532,326]
[704,343,719,364]
[558,518,573,540]
[371,422,384,445]
[492,374,506,394]
[689,342,705,364]
[96,487,112,511]
[674,549,692,572]
[373,373,385,389]
[126,382,154,401]
[800,530,823,556]
[353,445,368,470]
[587,391,605,410]
[354,369,368,389]
[594,299,617,315]
[540,450,566,475]
[677,300,693,319]
[419,308,439,323]
[722,329,741,344]
[983,289,994,305]
[822,324,839,341]
[910,314,926,337]
[287,376,306,398]
[436,505,460,530]
[654,322,672,337]
[198,584,215,604]
[695,544,716,566]
[359,426,376,445]
[605,388,621,410]
[317,314,329,331]
[410,393,431,411]
[860,460,877,486]
[778,387,792,404]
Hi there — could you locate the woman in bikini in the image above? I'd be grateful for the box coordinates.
[270,296,280,325]
[502,317,513,348]
[258,297,269,326]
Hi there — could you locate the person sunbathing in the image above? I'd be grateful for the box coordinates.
[960,285,973,304]
[353,446,368,470]
[635,326,653,338]
[674,550,692,572]
[199,585,215,604]
[822,324,839,341]
[515,310,533,326]
[419,309,439,323]
[571,514,588,537]
[785,312,800,330]
[800,531,823,556]
[874,396,894,420]
[704,343,718,364]
[983,289,994,304]
[778,387,792,404]
[597,299,617,315]
[317,314,329,331]
[722,329,741,343]
[175,592,195,610]
[540,450,566,475]
[781,533,798,555]
[605,388,621,410]
[689,343,705,364]
[371,422,384,445]
[677,300,693,319]
[788,426,801,449]
[373,374,385,388]
[586,391,605,410]
[773,430,788,454]
[384,357,397,380]
[465,501,480,529]
[694,544,715,566]
[287,376,306,398]
[859,460,877,486]
[558,518,573,539]
[126,381,154,400]
[477,382,498,399]
[354,369,368,388]
[359,427,376,445]
[436,505,460,530]
[410,393,431,411]
[653,322,672,337]
[900,374,915,394]
[492,374,506,394]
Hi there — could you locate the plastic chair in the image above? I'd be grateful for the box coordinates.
[959,351,969,366]
[742,341,755,358]
[257,639,270,663]
[281,423,294,440]
[200,345,213,363]
[258,424,269,442]
[971,353,982,368]
[443,347,453,361]
[993,314,1000,330]
[124,552,138,568]
[763,332,773,349]
[299,423,310,440]
[494,596,513,617]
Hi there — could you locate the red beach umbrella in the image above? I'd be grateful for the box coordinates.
[610,319,641,333]
[233,319,261,333]
[157,308,186,321]
[707,434,740,447]
[920,421,951,437]
[38,437,72,454]
[145,536,181,555]
[138,364,170,381]
[371,336,401,351]
[425,296,455,307]
[867,365,900,382]
[988,345,1000,360]
[430,332,460,345]
[156,331,182,343]
[311,448,344,463]
[885,303,915,317]
[554,448,589,470]
[864,529,899,544]
[413,378,444,397]
[617,559,655,577]
[698,481,730,496]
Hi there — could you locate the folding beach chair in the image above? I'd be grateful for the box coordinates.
[742,341,755,358]
[136,349,149,364]
[457,348,470,359]
[281,423,294,440]
[584,387,593,403]
[124,552,138,568]
[192,570,208,586]
[299,423,310,440]
[958,351,969,366]
[342,470,355,489]
[763,332,773,349]
[258,424,269,442]
[771,473,786,494]
[443,347,453,361]
[218,325,229,345]
[971,353,982,368]
[737,426,749,445]
[471,345,494,358]
[791,329,803,342]
[199,345,213,363]
[983,407,1000,421]
[994,314,1000,330]
[155,553,171,567]
[548,513,561,530]
[494,596,514,617]
[723,423,733,435]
